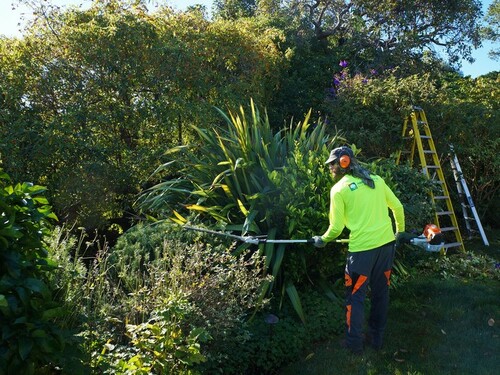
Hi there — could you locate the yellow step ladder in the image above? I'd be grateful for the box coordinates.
[396,107,465,252]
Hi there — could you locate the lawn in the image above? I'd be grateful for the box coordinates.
[279,235,500,375]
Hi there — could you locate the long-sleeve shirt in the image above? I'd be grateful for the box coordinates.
[320,174,405,252]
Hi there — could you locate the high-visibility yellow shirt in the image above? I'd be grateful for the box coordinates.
[321,174,405,252]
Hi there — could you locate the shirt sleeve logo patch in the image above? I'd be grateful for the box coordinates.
[349,182,358,191]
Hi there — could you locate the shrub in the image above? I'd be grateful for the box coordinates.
[413,250,500,282]
[0,170,64,374]
[52,220,272,373]
[198,287,344,375]
[137,100,339,322]
[104,296,211,375]
[368,158,436,231]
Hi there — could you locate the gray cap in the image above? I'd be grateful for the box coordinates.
[325,146,354,164]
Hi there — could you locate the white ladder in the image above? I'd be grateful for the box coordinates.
[449,146,489,246]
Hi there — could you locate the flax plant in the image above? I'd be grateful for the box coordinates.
[138,100,340,321]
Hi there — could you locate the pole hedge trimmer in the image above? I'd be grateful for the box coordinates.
[183,225,349,245]
[185,223,445,251]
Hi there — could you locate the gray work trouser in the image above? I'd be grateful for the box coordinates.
[344,241,395,351]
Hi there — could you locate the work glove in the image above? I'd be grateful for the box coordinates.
[312,236,326,248]
[395,232,414,248]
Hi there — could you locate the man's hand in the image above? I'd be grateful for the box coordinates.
[312,236,326,248]
[395,232,414,247]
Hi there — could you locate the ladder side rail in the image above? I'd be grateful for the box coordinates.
[417,111,443,227]
[450,156,474,237]
[451,152,490,246]
[412,113,429,177]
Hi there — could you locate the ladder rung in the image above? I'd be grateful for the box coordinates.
[442,242,462,249]
[423,150,436,154]
[436,211,453,216]
[441,227,458,232]
[417,120,427,125]
[434,196,449,200]
[426,165,440,169]
[420,136,431,139]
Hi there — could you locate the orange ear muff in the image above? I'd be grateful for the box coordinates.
[339,154,351,169]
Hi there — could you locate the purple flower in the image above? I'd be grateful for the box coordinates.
[333,77,340,86]
[362,78,368,84]
[370,69,377,75]
[339,60,348,68]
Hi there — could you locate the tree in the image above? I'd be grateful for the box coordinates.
[298,0,482,70]
[213,0,257,19]
[483,0,500,60]
[0,1,285,230]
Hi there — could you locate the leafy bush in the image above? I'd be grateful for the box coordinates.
[368,158,436,231]
[322,67,438,157]
[46,219,271,373]
[198,287,344,375]
[103,296,211,375]
[322,67,499,228]
[107,219,272,330]
[413,251,500,282]
[0,4,286,230]
[0,170,64,374]
[137,100,340,322]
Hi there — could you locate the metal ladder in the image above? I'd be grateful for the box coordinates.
[449,145,489,246]
[396,107,465,252]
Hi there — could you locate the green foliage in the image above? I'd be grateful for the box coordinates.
[428,73,500,226]
[0,2,286,229]
[109,297,211,375]
[265,141,347,284]
[0,170,65,374]
[323,67,499,228]
[482,0,500,60]
[297,0,482,68]
[368,159,436,231]
[214,0,257,19]
[413,250,500,281]
[138,100,339,321]
[47,220,270,373]
[106,221,186,292]
[323,67,438,157]
[199,287,344,374]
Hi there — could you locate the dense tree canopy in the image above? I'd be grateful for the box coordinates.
[0,0,497,231]
[214,0,483,70]
[0,0,286,229]
[483,0,500,60]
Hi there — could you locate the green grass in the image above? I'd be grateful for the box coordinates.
[279,232,500,375]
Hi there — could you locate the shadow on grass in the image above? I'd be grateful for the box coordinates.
[279,277,499,375]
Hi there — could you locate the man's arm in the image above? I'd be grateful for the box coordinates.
[384,183,405,233]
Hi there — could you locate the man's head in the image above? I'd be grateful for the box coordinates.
[325,146,354,174]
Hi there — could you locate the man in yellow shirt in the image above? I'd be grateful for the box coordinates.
[313,146,405,354]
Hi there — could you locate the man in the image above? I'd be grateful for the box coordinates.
[313,146,405,354]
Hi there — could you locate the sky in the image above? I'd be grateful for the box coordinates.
[1,0,498,77]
